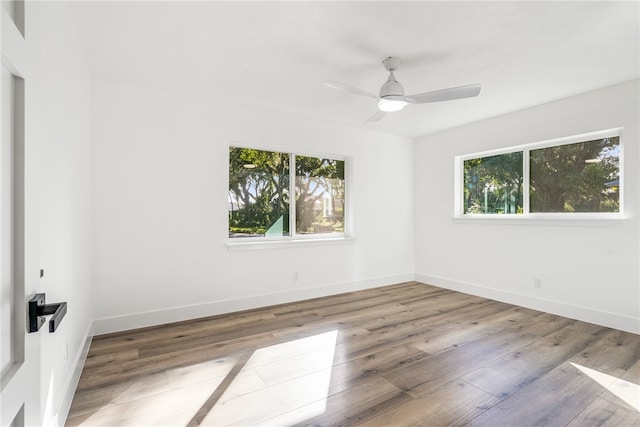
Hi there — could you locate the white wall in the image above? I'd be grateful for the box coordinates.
[14,3,638,426]
[27,2,93,425]
[414,79,639,333]
[91,80,415,334]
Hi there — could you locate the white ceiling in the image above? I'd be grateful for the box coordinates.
[70,1,639,138]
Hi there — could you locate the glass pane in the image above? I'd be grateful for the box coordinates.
[530,137,620,213]
[228,148,290,237]
[464,152,523,214]
[295,156,345,234]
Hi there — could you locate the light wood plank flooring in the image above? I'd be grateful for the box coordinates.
[66,282,640,426]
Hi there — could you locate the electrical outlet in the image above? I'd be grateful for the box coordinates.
[293,272,299,282]
[534,277,542,289]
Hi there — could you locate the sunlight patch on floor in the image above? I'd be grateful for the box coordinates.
[74,331,339,426]
[77,357,237,426]
[200,330,338,426]
[571,363,640,412]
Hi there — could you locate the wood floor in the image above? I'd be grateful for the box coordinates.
[66,282,640,427]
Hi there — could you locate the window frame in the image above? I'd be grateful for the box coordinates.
[227,143,351,249]
[454,128,624,222]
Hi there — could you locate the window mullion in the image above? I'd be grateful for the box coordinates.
[289,153,296,237]
[523,148,530,214]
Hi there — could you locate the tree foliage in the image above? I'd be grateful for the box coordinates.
[228,148,345,236]
[463,137,620,214]
[295,156,345,233]
[464,152,523,214]
[530,137,619,212]
[228,148,289,236]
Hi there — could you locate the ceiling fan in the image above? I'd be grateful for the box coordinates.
[325,57,481,122]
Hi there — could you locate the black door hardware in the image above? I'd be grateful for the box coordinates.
[28,293,67,333]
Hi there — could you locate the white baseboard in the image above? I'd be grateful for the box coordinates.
[57,323,93,427]
[92,273,415,335]
[415,273,640,335]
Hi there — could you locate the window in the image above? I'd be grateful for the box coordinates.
[228,147,345,239]
[228,148,290,237]
[295,155,345,234]
[529,137,619,213]
[457,129,622,217]
[464,152,523,214]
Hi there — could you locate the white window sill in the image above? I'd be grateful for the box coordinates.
[227,236,355,251]
[452,214,626,228]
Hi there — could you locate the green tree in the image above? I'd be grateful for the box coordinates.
[228,148,289,236]
[295,156,345,233]
[464,152,523,214]
[530,137,619,212]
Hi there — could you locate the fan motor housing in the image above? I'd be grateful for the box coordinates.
[380,57,404,97]
[379,71,404,97]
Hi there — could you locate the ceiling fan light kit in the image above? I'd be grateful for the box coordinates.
[325,56,481,122]
[378,98,408,112]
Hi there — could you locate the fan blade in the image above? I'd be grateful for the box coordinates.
[390,84,481,104]
[325,81,378,100]
[365,110,386,123]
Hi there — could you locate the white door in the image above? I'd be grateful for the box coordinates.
[1,1,41,426]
